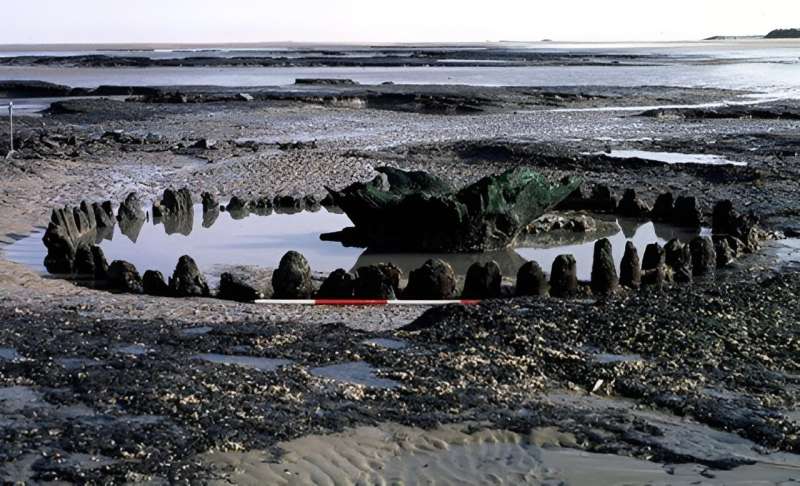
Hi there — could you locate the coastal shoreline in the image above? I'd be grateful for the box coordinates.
[1,75,800,483]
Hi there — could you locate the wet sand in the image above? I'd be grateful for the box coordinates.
[207,422,800,485]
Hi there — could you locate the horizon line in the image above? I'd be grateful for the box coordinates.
[0,36,778,49]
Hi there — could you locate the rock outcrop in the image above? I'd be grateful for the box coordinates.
[765,28,800,39]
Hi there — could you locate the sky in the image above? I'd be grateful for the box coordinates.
[2,0,799,44]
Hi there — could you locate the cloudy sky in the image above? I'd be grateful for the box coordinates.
[3,0,799,44]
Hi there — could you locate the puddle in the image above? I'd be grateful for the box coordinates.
[115,344,151,356]
[583,346,643,364]
[594,353,643,364]
[4,205,359,280]
[0,386,41,412]
[193,354,293,372]
[0,347,22,362]
[114,414,166,425]
[180,326,214,337]
[6,202,707,283]
[543,392,800,470]
[57,357,104,369]
[363,338,408,350]
[310,361,401,389]
[0,386,97,419]
[596,149,748,166]
[774,238,800,267]
[0,451,117,484]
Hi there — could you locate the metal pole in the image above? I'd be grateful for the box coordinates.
[7,101,13,157]
[253,299,481,306]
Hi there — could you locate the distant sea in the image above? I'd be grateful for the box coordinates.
[0,40,798,98]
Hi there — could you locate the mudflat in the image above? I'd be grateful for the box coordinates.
[1,50,800,482]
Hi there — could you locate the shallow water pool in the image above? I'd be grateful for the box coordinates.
[0,348,21,362]
[310,361,401,389]
[193,354,293,372]
[3,204,707,284]
[595,149,747,166]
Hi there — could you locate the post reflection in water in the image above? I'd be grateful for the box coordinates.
[5,204,706,283]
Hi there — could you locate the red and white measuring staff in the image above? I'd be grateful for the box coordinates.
[254,299,481,306]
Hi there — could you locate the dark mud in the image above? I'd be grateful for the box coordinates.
[1,80,800,482]
[0,47,678,69]
[640,102,800,120]
[4,82,745,119]
[1,268,799,482]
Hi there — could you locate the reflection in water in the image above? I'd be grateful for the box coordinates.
[118,215,145,243]
[617,218,641,239]
[96,206,360,278]
[95,225,115,244]
[202,207,220,229]
[156,207,194,236]
[516,221,705,281]
[353,249,528,278]
[5,204,707,283]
